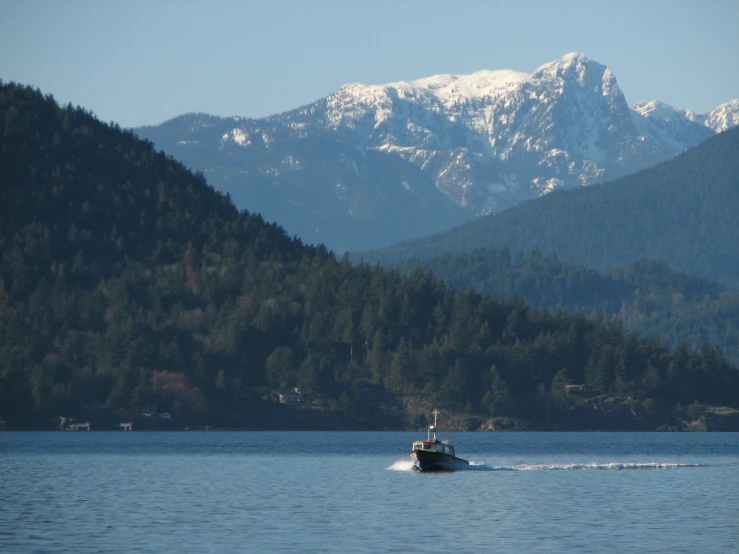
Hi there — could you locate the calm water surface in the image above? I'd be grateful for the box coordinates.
[1,432,738,553]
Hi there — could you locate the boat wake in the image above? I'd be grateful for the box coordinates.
[508,462,704,471]
[386,460,417,471]
[463,461,500,471]
[387,460,704,472]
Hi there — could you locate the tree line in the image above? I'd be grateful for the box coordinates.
[397,248,739,366]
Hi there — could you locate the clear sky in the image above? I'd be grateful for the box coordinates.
[2,0,737,128]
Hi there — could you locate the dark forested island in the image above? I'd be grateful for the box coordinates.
[1,82,738,431]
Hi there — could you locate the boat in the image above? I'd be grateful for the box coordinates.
[409,409,469,472]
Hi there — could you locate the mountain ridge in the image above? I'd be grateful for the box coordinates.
[135,53,738,252]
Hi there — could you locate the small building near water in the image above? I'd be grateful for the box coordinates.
[272,391,303,404]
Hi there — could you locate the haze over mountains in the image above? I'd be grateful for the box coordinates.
[135,53,739,253]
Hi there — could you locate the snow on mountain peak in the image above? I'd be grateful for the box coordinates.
[330,52,619,124]
[633,100,697,122]
[331,68,530,112]
[705,99,739,132]
[560,51,589,64]
[533,52,601,82]
[322,52,656,202]
[404,69,530,103]
[634,99,739,133]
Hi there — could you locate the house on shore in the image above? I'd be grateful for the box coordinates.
[272,390,304,404]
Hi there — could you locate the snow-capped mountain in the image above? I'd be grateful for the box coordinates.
[135,53,738,253]
[701,99,739,132]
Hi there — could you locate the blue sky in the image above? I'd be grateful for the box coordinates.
[2,0,737,128]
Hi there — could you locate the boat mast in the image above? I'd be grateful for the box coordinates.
[428,409,439,441]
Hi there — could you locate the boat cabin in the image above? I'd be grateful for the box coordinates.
[411,440,456,457]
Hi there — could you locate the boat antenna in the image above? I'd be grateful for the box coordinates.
[428,409,439,441]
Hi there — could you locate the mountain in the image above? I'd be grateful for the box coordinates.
[135,53,738,253]
[3,82,737,431]
[363,126,739,288]
[134,113,469,253]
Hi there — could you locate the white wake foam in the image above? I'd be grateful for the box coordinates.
[387,460,703,472]
[462,461,498,471]
[509,462,702,471]
[386,460,416,471]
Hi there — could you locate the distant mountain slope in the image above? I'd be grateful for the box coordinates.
[365,126,739,288]
[135,53,738,252]
[136,114,469,253]
[400,249,739,365]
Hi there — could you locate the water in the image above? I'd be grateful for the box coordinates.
[1,432,738,553]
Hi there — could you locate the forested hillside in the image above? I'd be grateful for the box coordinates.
[400,249,739,365]
[364,127,739,288]
[1,82,737,430]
